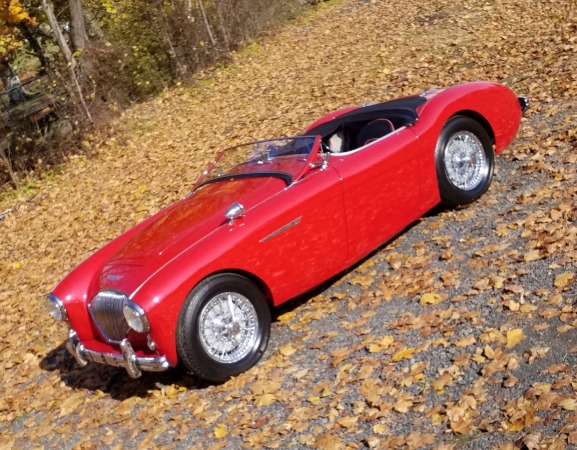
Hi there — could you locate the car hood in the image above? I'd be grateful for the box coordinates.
[99,177,285,294]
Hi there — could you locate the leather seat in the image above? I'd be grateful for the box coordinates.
[356,119,394,148]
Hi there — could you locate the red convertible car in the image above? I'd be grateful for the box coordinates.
[47,82,527,382]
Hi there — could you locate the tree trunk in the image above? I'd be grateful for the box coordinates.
[157,0,185,76]
[197,0,217,47]
[41,0,92,122]
[68,0,90,51]
[215,2,230,50]
[68,0,95,75]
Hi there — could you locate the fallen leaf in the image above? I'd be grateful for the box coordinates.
[254,393,277,407]
[420,292,443,305]
[554,272,574,289]
[337,416,358,428]
[431,372,453,391]
[214,424,227,438]
[523,250,542,262]
[506,329,525,348]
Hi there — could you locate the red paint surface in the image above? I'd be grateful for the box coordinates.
[52,82,523,367]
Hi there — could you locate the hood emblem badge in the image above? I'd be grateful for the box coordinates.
[107,274,124,281]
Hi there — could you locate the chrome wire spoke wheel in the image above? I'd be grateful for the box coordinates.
[177,274,271,382]
[199,292,259,364]
[443,131,487,191]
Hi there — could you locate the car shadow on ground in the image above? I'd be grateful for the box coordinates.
[39,209,444,399]
[39,343,211,400]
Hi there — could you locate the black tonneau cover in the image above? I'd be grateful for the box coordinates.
[307,95,427,138]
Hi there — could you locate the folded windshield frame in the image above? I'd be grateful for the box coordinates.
[193,136,321,190]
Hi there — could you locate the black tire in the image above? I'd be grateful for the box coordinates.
[435,116,494,207]
[176,274,271,382]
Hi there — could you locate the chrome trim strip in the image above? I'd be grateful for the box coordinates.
[259,216,302,242]
[335,126,408,156]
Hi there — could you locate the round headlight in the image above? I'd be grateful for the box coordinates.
[46,294,66,322]
[123,301,150,333]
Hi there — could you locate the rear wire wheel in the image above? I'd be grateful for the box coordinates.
[176,274,271,383]
[435,116,494,207]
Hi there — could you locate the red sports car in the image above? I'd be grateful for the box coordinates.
[47,82,528,382]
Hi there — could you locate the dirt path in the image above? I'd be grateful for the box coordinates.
[1,0,577,448]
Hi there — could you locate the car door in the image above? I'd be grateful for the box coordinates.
[330,127,426,264]
[209,160,347,306]
[246,165,347,304]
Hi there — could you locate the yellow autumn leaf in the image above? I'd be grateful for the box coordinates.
[455,335,476,347]
[164,384,179,399]
[431,372,453,391]
[214,424,227,438]
[254,393,277,407]
[554,272,574,289]
[558,325,574,334]
[394,398,413,413]
[562,398,577,411]
[337,416,358,428]
[420,292,443,305]
[523,249,541,262]
[368,335,395,352]
[392,347,416,362]
[373,423,388,435]
[278,343,297,357]
[431,413,443,425]
[450,418,474,435]
[277,310,296,324]
[506,329,525,348]
[320,387,332,398]
[506,300,520,311]
[504,421,525,432]
[520,304,537,313]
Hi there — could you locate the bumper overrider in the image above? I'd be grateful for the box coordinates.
[47,293,170,379]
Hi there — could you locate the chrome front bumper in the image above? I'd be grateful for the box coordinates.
[66,330,170,378]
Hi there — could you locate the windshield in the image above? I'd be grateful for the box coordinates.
[194,136,320,189]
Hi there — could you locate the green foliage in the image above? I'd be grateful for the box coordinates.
[84,0,312,99]
[0,0,321,187]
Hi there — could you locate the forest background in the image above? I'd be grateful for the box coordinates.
[0,0,323,190]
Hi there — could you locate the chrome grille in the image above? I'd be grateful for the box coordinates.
[89,291,130,342]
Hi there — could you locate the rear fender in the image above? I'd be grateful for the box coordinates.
[408,81,522,208]
[412,81,521,154]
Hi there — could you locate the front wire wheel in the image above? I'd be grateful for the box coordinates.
[198,291,259,364]
[435,116,494,207]
[177,274,271,383]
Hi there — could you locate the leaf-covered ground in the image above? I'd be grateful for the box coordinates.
[1,0,577,448]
